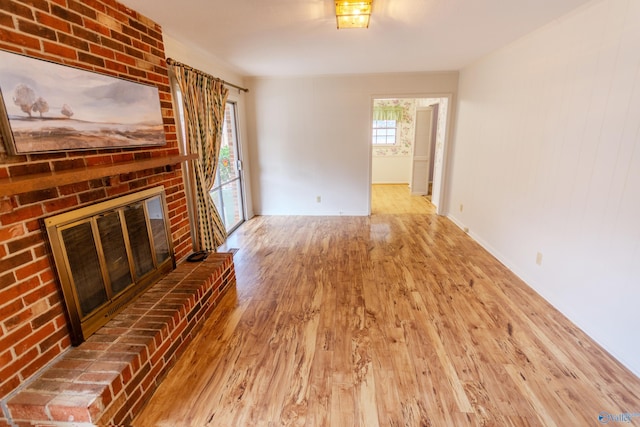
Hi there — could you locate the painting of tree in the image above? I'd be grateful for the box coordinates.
[0,50,166,154]
[12,84,36,117]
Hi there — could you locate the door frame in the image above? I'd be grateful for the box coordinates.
[368,93,454,216]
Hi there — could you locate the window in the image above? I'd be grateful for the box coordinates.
[210,101,245,234]
[372,120,397,145]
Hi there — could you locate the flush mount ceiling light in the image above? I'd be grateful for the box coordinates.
[335,0,373,29]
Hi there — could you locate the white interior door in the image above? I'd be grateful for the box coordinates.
[410,107,434,195]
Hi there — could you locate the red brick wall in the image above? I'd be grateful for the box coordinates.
[0,0,193,401]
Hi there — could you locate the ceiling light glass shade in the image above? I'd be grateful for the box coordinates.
[335,1,372,29]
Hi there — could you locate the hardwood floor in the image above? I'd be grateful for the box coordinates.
[133,184,640,426]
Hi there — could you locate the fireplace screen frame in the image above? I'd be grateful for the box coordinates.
[45,186,175,345]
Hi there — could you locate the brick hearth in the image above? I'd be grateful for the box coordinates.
[2,253,235,426]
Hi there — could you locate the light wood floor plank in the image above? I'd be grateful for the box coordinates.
[133,184,640,426]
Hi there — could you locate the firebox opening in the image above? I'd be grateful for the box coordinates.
[44,186,175,345]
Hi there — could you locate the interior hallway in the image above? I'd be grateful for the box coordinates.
[133,184,640,426]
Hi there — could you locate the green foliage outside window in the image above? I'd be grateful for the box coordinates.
[218,145,233,183]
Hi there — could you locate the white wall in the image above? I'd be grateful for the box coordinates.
[372,156,411,184]
[448,0,640,375]
[164,34,245,90]
[164,34,254,218]
[246,73,458,215]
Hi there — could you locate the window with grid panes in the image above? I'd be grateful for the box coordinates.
[372,120,397,145]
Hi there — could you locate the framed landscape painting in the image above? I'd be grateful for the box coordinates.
[0,49,166,155]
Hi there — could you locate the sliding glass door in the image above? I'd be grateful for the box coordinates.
[210,101,245,233]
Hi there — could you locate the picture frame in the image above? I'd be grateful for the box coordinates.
[0,49,166,155]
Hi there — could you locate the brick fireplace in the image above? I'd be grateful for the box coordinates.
[0,0,229,425]
[44,186,176,345]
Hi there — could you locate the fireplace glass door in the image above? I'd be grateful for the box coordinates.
[61,220,109,317]
[46,187,174,344]
[97,211,133,294]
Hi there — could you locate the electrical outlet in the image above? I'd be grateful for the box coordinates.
[316,196,321,203]
[460,204,464,212]
[536,252,543,266]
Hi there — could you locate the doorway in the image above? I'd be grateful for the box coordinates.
[370,96,450,214]
[210,101,245,234]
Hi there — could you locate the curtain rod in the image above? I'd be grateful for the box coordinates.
[166,57,249,93]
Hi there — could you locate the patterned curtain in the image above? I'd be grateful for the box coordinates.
[168,60,229,250]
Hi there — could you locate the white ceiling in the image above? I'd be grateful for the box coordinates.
[119,0,593,77]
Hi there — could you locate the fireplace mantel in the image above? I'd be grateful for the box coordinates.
[0,153,197,197]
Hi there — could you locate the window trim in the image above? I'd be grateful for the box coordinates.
[372,119,398,146]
